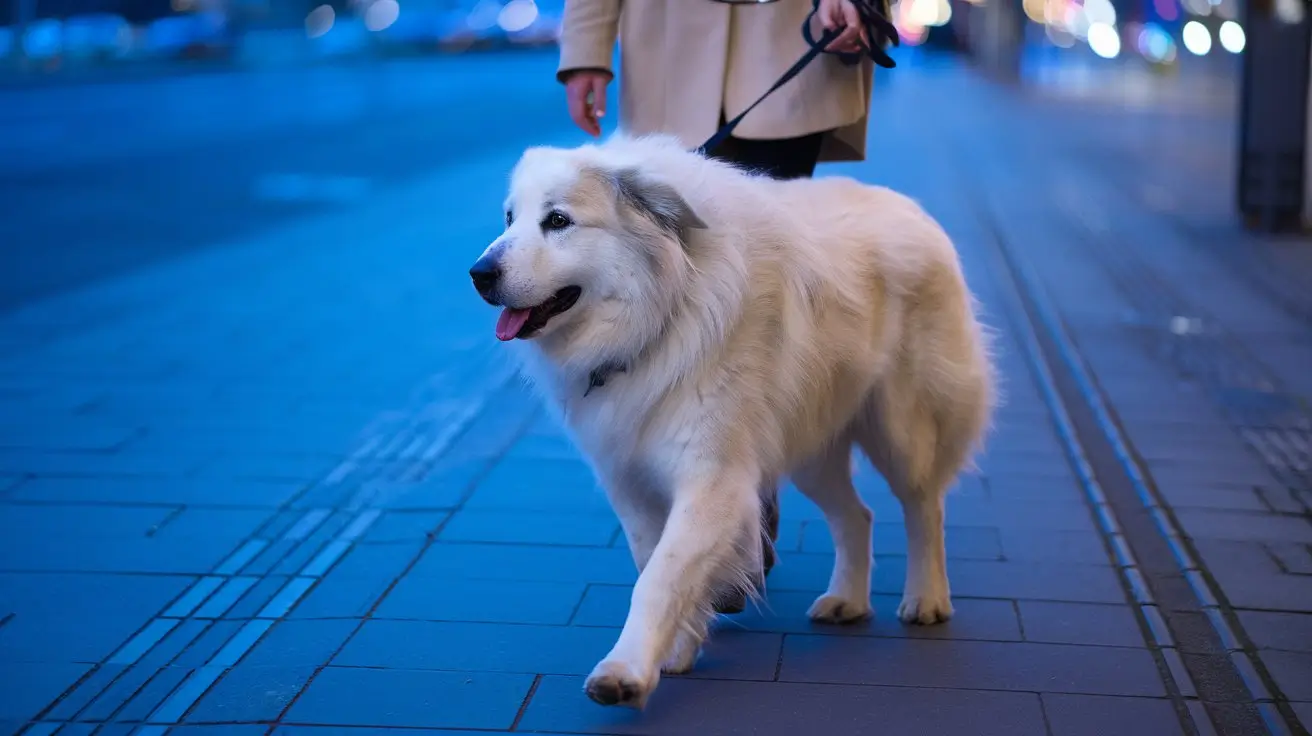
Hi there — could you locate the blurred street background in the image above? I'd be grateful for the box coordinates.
[2,1,1312,735]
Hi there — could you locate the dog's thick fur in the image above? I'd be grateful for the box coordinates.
[473,134,995,708]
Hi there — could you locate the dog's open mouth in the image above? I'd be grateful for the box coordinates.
[495,286,582,341]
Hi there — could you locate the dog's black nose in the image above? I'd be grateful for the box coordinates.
[469,256,501,299]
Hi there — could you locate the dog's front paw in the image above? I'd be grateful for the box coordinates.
[807,593,873,624]
[897,593,953,625]
[584,660,656,709]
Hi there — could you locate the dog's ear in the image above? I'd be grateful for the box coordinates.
[611,168,708,238]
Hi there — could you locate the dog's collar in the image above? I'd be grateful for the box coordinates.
[584,361,627,397]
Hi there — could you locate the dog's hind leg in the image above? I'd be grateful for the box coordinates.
[791,439,874,623]
[585,464,761,708]
[855,387,977,625]
[711,477,779,615]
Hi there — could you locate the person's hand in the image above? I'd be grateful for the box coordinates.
[819,0,869,54]
[564,69,611,137]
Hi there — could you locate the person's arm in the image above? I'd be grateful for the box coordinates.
[557,0,621,137]
[557,0,621,82]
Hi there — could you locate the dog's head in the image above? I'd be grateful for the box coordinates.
[469,142,707,365]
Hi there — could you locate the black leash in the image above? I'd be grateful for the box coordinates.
[696,0,900,156]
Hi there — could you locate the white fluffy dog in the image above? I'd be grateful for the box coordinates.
[469,134,995,709]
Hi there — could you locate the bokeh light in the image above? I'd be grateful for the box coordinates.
[1182,20,1212,55]
[1087,22,1121,58]
[1218,20,1246,52]
[305,5,335,39]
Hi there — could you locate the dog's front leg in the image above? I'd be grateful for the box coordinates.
[584,466,760,709]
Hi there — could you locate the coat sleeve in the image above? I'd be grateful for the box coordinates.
[556,0,622,82]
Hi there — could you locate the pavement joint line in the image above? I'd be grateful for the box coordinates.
[969,182,1213,733]
[26,362,506,728]
[283,509,332,541]
[214,539,269,575]
[107,619,181,666]
[267,382,536,726]
[163,577,225,618]
[130,377,495,726]
[977,182,1299,734]
[193,576,259,619]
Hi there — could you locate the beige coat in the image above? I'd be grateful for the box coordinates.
[557,0,875,163]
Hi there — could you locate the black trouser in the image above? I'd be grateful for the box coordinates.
[706,130,827,180]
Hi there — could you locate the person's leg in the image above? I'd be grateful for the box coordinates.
[708,131,827,180]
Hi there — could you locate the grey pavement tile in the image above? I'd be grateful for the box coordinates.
[241,619,357,667]
[286,574,392,620]
[438,509,618,547]
[0,476,20,495]
[0,504,264,574]
[1157,482,1270,512]
[0,662,91,720]
[999,529,1112,565]
[152,507,274,541]
[44,663,128,720]
[360,510,447,543]
[463,458,611,513]
[111,664,192,721]
[7,476,305,507]
[519,675,1048,735]
[336,619,615,675]
[1239,611,1312,653]
[1149,461,1282,489]
[1261,487,1311,515]
[769,554,1127,603]
[376,575,586,625]
[279,724,577,729]
[284,666,534,730]
[797,521,1004,560]
[1269,543,1312,575]
[305,540,420,581]
[500,432,582,460]
[410,543,636,586]
[0,422,140,452]
[1175,509,1312,544]
[1196,540,1312,611]
[983,477,1088,501]
[1293,702,1312,729]
[139,619,211,669]
[130,423,364,456]
[976,453,1073,477]
[171,727,268,734]
[1042,693,1185,736]
[0,448,215,478]
[186,664,316,723]
[0,572,191,662]
[373,466,482,511]
[191,453,341,483]
[224,575,290,619]
[946,498,1098,532]
[573,584,1025,641]
[172,620,246,669]
[1262,651,1312,701]
[779,636,1166,696]
[1017,601,1147,648]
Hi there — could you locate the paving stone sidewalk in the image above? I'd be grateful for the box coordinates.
[1,58,1308,736]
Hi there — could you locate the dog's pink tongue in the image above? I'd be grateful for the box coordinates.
[496,308,533,341]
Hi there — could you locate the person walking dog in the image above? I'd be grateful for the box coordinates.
[557,0,880,181]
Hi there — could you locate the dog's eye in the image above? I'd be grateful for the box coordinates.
[544,211,572,231]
